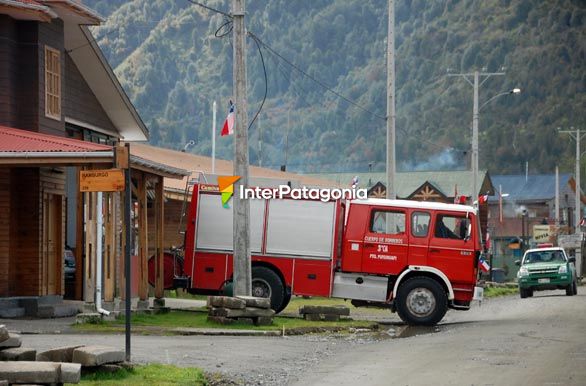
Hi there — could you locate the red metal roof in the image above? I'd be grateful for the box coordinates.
[13,0,43,4]
[0,125,111,152]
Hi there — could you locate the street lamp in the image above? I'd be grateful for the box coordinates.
[472,85,521,202]
[449,70,521,201]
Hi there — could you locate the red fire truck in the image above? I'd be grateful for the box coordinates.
[170,183,483,326]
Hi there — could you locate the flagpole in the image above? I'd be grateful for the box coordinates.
[212,101,216,174]
[499,184,503,223]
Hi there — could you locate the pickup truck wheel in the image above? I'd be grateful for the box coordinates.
[520,288,528,298]
[252,266,285,312]
[566,283,574,296]
[395,277,447,326]
[573,280,578,295]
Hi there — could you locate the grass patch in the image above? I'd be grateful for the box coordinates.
[73,309,375,334]
[484,286,518,298]
[76,364,204,386]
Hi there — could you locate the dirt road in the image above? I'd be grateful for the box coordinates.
[293,290,586,386]
[15,291,586,385]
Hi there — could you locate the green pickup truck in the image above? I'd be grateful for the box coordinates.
[516,247,578,298]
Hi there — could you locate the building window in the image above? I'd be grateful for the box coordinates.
[45,46,61,120]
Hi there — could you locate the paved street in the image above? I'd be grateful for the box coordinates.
[11,290,586,385]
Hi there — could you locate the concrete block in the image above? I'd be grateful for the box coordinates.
[136,300,150,310]
[207,296,246,309]
[0,333,21,349]
[236,296,271,309]
[60,362,81,383]
[52,304,79,317]
[254,316,274,326]
[36,345,83,363]
[153,298,165,307]
[72,346,125,367]
[299,305,350,316]
[304,313,322,321]
[0,326,8,343]
[0,361,59,384]
[209,307,275,318]
[235,317,254,325]
[207,316,234,325]
[323,314,341,322]
[0,308,25,318]
[0,347,36,361]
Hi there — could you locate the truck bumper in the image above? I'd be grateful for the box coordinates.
[518,275,572,290]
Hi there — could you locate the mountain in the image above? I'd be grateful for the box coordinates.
[85,0,585,176]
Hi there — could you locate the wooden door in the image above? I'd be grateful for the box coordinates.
[43,193,63,295]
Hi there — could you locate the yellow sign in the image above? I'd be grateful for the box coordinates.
[80,169,125,192]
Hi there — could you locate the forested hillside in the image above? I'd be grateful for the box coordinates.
[86,0,585,175]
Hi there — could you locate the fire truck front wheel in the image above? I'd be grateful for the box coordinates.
[252,266,285,312]
[395,276,448,326]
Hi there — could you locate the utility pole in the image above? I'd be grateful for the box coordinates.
[212,100,216,174]
[448,70,505,200]
[560,127,585,278]
[258,113,262,167]
[386,0,396,199]
[555,166,559,226]
[232,0,251,297]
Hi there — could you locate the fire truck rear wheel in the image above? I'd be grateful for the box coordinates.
[252,266,285,312]
[395,276,448,326]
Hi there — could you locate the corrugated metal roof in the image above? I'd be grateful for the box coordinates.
[0,125,111,152]
[130,154,190,179]
[489,174,574,202]
[305,170,491,198]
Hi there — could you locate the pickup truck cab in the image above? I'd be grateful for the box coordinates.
[516,247,577,298]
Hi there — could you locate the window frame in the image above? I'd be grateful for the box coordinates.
[411,211,431,238]
[44,45,61,121]
[369,209,406,235]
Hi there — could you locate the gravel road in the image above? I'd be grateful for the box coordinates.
[14,290,586,385]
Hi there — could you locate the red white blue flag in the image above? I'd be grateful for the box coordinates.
[478,193,489,204]
[221,101,234,136]
[479,255,490,273]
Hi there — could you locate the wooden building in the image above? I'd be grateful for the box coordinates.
[0,1,186,317]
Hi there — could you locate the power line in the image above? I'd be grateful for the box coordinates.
[249,33,387,121]
[185,0,232,18]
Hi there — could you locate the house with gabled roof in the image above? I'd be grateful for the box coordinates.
[0,0,188,317]
[486,173,582,280]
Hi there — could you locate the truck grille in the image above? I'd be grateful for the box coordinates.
[528,268,558,275]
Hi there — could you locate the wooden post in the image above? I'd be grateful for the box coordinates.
[154,177,164,299]
[103,192,115,302]
[84,192,96,303]
[119,187,127,301]
[138,172,148,301]
[75,168,84,300]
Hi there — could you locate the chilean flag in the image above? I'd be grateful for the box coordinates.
[221,101,235,136]
[479,255,490,273]
[478,193,489,204]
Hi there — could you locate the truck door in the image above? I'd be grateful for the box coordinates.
[409,211,431,265]
[429,212,474,283]
[361,208,408,275]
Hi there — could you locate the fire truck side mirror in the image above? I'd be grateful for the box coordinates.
[464,223,472,241]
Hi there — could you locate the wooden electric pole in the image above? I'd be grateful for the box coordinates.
[232,0,251,297]
[386,0,396,199]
